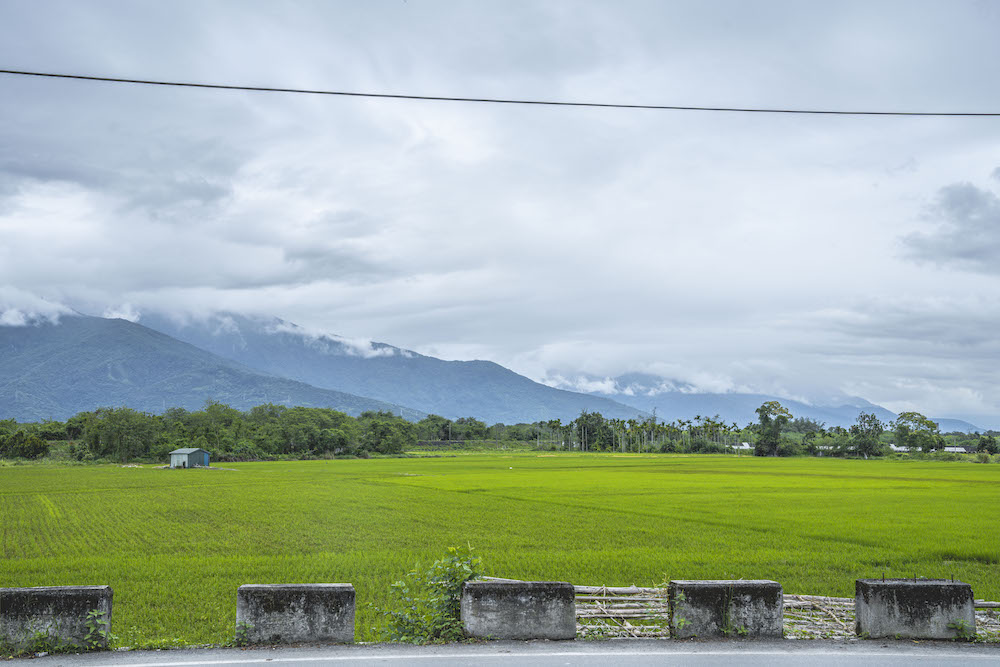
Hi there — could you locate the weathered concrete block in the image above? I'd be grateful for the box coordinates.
[855,579,975,639]
[669,580,783,638]
[461,581,576,640]
[0,585,113,651]
[236,584,355,644]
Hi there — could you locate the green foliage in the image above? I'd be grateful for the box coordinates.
[6,400,898,464]
[34,420,68,441]
[415,414,452,441]
[414,414,494,442]
[380,546,482,643]
[977,435,999,455]
[0,430,50,459]
[784,417,825,434]
[775,440,803,457]
[24,630,63,654]
[84,407,158,462]
[755,401,792,456]
[83,609,113,650]
[0,418,18,441]
[575,410,614,451]
[850,412,885,458]
[452,417,488,441]
[359,411,416,454]
[893,412,941,453]
[233,621,253,647]
[947,618,975,641]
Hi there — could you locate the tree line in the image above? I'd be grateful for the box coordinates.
[0,400,995,462]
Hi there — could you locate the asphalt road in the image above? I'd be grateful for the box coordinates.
[18,640,1000,667]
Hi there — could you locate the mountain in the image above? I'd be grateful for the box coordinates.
[549,372,984,432]
[136,312,649,424]
[5,311,982,432]
[933,419,986,434]
[0,314,422,422]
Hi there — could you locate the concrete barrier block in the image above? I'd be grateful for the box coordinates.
[461,581,576,640]
[855,579,975,639]
[669,580,783,638]
[236,584,355,644]
[0,585,113,651]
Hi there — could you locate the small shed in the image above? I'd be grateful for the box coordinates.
[169,447,210,468]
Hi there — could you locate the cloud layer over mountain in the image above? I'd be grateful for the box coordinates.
[2,1,1000,424]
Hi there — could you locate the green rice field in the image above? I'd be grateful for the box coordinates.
[2,454,998,646]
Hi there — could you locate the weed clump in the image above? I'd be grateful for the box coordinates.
[378,546,482,643]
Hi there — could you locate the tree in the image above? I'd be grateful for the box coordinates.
[0,431,49,459]
[452,417,487,441]
[64,412,93,440]
[34,420,67,441]
[573,411,610,451]
[416,414,452,441]
[977,435,998,455]
[85,407,159,462]
[850,412,884,458]
[754,401,792,456]
[785,417,825,434]
[359,412,416,454]
[893,412,940,452]
[803,430,819,456]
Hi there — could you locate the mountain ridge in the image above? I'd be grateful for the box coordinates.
[0,314,422,422]
[548,372,983,432]
[0,310,986,432]
[136,312,651,424]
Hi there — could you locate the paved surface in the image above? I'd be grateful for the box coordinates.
[17,640,1000,667]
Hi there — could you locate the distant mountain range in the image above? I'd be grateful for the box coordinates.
[546,372,983,432]
[0,311,985,432]
[136,312,648,424]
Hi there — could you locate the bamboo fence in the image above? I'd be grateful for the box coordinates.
[481,577,1000,640]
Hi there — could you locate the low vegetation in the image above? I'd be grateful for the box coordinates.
[378,545,481,643]
[2,454,998,647]
[1,401,996,465]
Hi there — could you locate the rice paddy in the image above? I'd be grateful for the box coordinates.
[2,454,998,646]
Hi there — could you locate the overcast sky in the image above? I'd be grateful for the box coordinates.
[2,0,1000,423]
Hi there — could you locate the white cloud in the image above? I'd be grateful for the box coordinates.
[0,287,72,326]
[336,337,398,359]
[103,303,141,322]
[543,374,621,396]
[264,319,398,359]
[1,2,1000,419]
[0,309,28,326]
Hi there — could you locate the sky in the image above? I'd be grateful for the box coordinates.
[1,0,1000,424]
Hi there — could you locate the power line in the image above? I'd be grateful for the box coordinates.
[2,68,999,117]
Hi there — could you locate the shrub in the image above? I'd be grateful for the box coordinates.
[380,545,482,643]
[0,431,49,459]
[689,439,728,454]
[777,441,802,457]
[35,421,67,441]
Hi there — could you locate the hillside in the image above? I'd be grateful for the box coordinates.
[0,315,421,422]
[137,312,649,424]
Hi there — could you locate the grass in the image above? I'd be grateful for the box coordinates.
[1,454,998,646]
